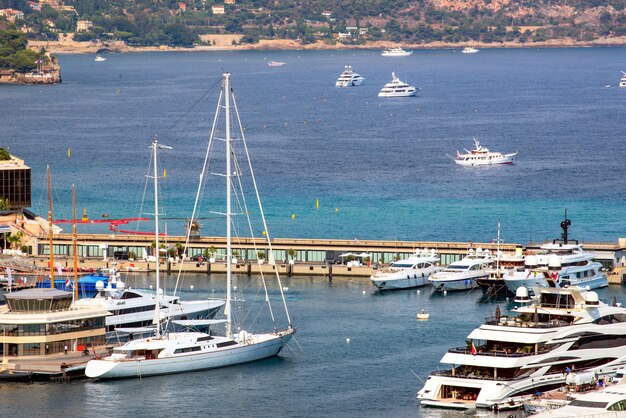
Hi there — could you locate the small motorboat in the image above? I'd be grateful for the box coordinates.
[416,309,430,320]
[95,55,107,62]
[267,61,286,67]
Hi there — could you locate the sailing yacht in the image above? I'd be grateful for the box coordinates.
[86,74,294,379]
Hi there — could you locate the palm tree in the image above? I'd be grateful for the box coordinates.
[6,231,24,250]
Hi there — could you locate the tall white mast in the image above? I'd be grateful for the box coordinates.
[224,73,233,339]
[151,139,171,339]
[496,222,501,272]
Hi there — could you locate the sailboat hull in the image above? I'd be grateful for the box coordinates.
[86,332,292,379]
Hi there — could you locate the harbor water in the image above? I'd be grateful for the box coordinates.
[1,48,625,243]
[1,273,626,417]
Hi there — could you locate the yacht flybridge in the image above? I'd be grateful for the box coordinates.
[418,286,626,410]
[86,73,294,379]
[504,216,608,293]
[455,138,517,166]
[335,65,364,87]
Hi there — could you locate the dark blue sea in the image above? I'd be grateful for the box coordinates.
[1,274,626,417]
[1,48,625,243]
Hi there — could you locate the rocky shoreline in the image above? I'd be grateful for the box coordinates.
[0,55,62,85]
[28,36,626,54]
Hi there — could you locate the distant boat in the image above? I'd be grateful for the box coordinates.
[267,61,286,67]
[378,72,417,97]
[455,138,517,166]
[95,56,106,62]
[381,47,412,57]
[335,65,364,87]
[462,47,479,54]
[619,71,626,88]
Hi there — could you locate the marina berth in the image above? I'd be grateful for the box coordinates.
[455,138,517,166]
[335,65,364,87]
[417,286,626,410]
[428,248,493,292]
[369,249,442,290]
[476,249,525,296]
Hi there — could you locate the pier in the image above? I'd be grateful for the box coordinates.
[8,233,626,279]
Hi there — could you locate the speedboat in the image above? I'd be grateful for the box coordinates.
[620,71,626,87]
[378,72,418,97]
[95,55,106,62]
[74,280,225,340]
[370,249,442,290]
[461,47,479,54]
[455,138,517,166]
[418,285,626,410]
[381,47,413,57]
[429,248,493,292]
[267,61,286,67]
[504,216,608,294]
[335,65,364,87]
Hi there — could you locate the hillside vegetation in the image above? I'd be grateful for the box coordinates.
[1,0,625,46]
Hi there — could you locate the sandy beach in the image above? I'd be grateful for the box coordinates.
[28,36,626,54]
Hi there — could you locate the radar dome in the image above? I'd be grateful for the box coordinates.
[95,281,105,291]
[525,255,538,267]
[115,281,125,290]
[585,291,599,306]
[514,287,530,303]
[548,255,562,270]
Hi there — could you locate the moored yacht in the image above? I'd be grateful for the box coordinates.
[335,65,364,87]
[455,138,517,166]
[620,71,626,87]
[461,47,479,54]
[381,47,412,57]
[418,286,626,410]
[378,72,418,97]
[477,249,525,296]
[532,383,626,417]
[429,249,493,292]
[504,216,608,294]
[74,280,224,340]
[370,249,442,290]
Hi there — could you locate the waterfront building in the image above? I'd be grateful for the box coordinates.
[211,5,225,14]
[76,20,93,32]
[0,152,31,209]
[0,288,109,356]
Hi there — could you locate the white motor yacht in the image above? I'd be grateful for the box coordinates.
[418,286,626,410]
[455,138,517,166]
[86,73,294,380]
[428,248,494,292]
[381,47,413,57]
[267,60,286,67]
[461,47,479,54]
[335,65,364,87]
[370,249,442,290]
[619,71,626,87]
[95,55,106,62]
[74,280,224,340]
[429,249,493,292]
[378,72,418,97]
[504,217,608,293]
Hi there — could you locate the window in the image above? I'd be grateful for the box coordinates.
[569,400,608,408]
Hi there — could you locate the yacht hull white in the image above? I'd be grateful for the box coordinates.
[86,330,293,379]
[429,277,482,292]
[371,274,429,290]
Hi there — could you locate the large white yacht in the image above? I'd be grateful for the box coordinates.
[381,47,412,57]
[455,138,517,166]
[418,286,626,410]
[619,71,626,87]
[370,249,442,290]
[335,65,364,87]
[504,218,608,293]
[378,72,418,97]
[429,249,493,292]
[74,280,225,340]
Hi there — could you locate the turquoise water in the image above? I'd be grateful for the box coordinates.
[1,48,625,244]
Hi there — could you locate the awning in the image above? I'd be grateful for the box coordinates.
[172,319,227,327]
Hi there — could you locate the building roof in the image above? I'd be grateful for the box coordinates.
[4,288,71,300]
[0,154,29,170]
